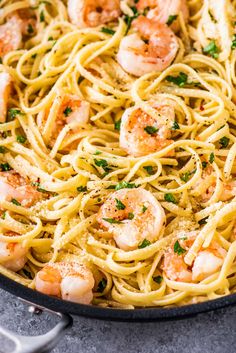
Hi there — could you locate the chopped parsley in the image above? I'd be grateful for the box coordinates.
[27,23,34,34]
[0,163,12,171]
[173,240,186,255]
[8,108,23,120]
[143,165,156,175]
[94,159,111,174]
[63,106,72,117]
[114,119,121,131]
[202,161,208,169]
[198,216,209,225]
[172,121,180,130]
[144,125,158,135]
[40,10,45,22]
[124,11,139,34]
[0,146,6,153]
[203,41,219,59]
[115,181,137,190]
[94,150,102,155]
[102,217,122,224]
[166,14,178,26]
[77,186,87,192]
[127,212,134,220]
[142,205,147,213]
[209,152,215,164]
[101,27,115,35]
[219,136,230,148]
[17,135,27,144]
[232,35,236,50]
[166,72,188,87]
[31,182,47,193]
[138,238,151,249]
[180,172,191,182]
[153,275,163,284]
[1,211,6,219]
[97,278,107,293]
[11,198,21,206]
[164,193,177,204]
[115,198,126,210]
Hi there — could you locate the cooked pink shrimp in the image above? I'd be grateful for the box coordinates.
[67,0,121,28]
[37,93,90,144]
[0,72,12,123]
[97,188,166,251]
[136,0,189,32]
[117,16,179,77]
[35,262,95,304]
[0,16,23,58]
[120,99,175,157]
[0,171,43,208]
[163,232,226,282]
[0,232,28,272]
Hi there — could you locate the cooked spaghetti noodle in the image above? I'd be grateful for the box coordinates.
[0,0,236,308]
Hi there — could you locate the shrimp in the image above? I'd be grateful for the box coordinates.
[163,232,226,282]
[0,171,43,208]
[97,188,166,251]
[117,16,179,77]
[191,165,236,203]
[35,262,95,304]
[0,232,28,272]
[119,99,175,157]
[0,16,23,58]
[67,0,121,28]
[136,0,189,32]
[0,72,12,123]
[37,93,90,144]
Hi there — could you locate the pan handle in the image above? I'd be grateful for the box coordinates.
[0,306,73,353]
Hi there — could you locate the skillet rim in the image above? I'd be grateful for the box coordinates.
[0,273,236,321]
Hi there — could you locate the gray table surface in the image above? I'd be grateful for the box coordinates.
[0,288,235,353]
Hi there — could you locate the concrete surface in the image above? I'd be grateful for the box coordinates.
[0,288,235,353]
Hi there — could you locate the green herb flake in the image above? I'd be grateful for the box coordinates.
[0,163,12,171]
[124,9,139,34]
[115,198,126,210]
[40,10,45,22]
[0,146,6,153]
[143,6,150,16]
[143,165,156,175]
[232,34,236,50]
[101,27,115,35]
[27,23,34,34]
[142,205,147,213]
[203,40,219,59]
[202,161,208,169]
[31,182,47,193]
[164,193,177,204]
[97,278,107,293]
[144,125,159,135]
[114,119,121,131]
[31,53,37,59]
[127,212,134,220]
[8,108,22,120]
[102,217,122,224]
[1,211,6,219]
[153,275,163,284]
[94,159,111,174]
[77,186,87,192]
[166,72,188,87]
[138,238,151,249]
[209,152,215,164]
[180,172,191,182]
[198,216,209,225]
[219,136,230,148]
[11,198,21,206]
[172,121,180,130]
[115,181,137,190]
[16,135,27,144]
[173,240,186,255]
[94,150,102,155]
[166,14,178,26]
[63,106,72,117]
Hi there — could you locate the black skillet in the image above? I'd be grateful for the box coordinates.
[1,273,236,352]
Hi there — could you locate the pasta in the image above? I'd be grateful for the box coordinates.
[0,0,236,309]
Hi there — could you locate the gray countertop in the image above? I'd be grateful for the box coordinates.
[0,288,235,353]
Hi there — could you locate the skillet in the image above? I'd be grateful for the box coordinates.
[0,273,236,353]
